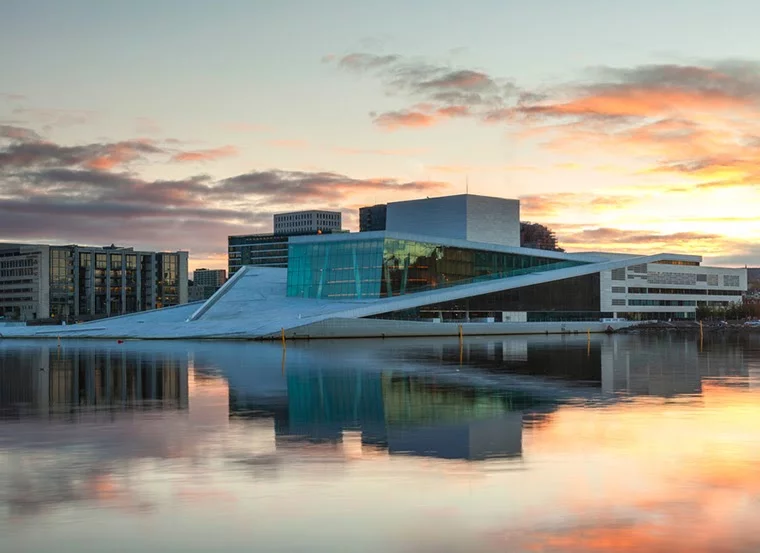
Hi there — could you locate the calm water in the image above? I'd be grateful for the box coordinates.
[1,334,760,552]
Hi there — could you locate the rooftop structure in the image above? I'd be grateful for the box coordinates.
[385,194,520,247]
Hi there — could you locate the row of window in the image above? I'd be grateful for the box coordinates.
[0,258,37,269]
[612,287,744,296]
[0,268,36,278]
[624,299,734,307]
[612,269,741,287]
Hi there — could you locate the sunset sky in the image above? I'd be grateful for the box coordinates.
[2,0,760,272]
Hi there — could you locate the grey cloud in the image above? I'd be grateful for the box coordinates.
[0,124,41,142]
[0,131,450,257]
[220,170,444,202]
[338,53,400,71]
[591,61,760,98]
[0,139,165,169]
[332,52,518,128]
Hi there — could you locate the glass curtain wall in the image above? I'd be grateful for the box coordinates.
[287,238,586,300]
[49,248,74,319]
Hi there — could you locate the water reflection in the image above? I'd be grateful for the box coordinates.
[0,334,759,552]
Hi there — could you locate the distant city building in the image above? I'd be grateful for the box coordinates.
[193,268,226,288]
[0,243,188,322]
[189,268,226,301]
[359,204,387,232]
[273,210,341,235]
[229,210,345,276]
[188,283,206,303]
[228,233,290,275]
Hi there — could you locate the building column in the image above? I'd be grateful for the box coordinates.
[136,256,142,312]
[73,247,80,318]
[121,253,126,315]
[105,253,111,317]
[149,256,157,309]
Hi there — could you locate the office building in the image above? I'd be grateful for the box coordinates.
[228,210,345,276]
[2,194,748,339]
[359,204,387,232]
[228,233,289,275]
[273,210,341,235]
[193,268,226,288]
[189,268,227,301]
[0,243,188,322]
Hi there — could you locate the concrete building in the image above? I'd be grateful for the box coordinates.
[0,243,188,322]
[229,210,346,276]
[359,204,387,232]
[189,268,227,302]
[193,268,227,288]
[273,210,341,235]
[2,194,748,339]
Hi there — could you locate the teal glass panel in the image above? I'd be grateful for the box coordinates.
[286,237,587,300]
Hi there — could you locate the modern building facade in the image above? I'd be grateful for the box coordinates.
[228,210,346,276]
[0,243,188,322]
[273,210,342,235]
[228,233,289,275]
[193,268,226,288]
[359,204,388,232]
[189,268,227,302]
[285,230,746,322]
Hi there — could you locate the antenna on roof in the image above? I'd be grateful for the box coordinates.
[466,175,469,194]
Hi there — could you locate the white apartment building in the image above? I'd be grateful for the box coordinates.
[273,210,342,235]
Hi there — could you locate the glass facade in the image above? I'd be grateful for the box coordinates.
[369,274,605,322]
[228,234,289,275]
[156,253,179,309]
[49,248,74,319]
[286,237,586,300]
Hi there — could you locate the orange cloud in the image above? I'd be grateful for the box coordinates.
[373,105,470,129]
[372,110,437,129]
[171,145,238,162]
[518,87,752,120]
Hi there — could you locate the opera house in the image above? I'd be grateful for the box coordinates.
[0,194,747,340]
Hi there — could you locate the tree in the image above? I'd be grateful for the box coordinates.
[520,222,564,252]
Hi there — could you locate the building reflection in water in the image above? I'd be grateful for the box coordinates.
[224,334,752,461]
[0,334,752,464]
[0,344,188,419]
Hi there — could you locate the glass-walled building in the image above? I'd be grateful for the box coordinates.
[286,232,585,300]
[0,243,188,322]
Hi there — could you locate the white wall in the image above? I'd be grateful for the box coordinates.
[600,262,747,317]
[465,195,520,247]
[386,194,520,247]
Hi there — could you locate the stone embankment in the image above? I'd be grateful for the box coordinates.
[618,320,760,335]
